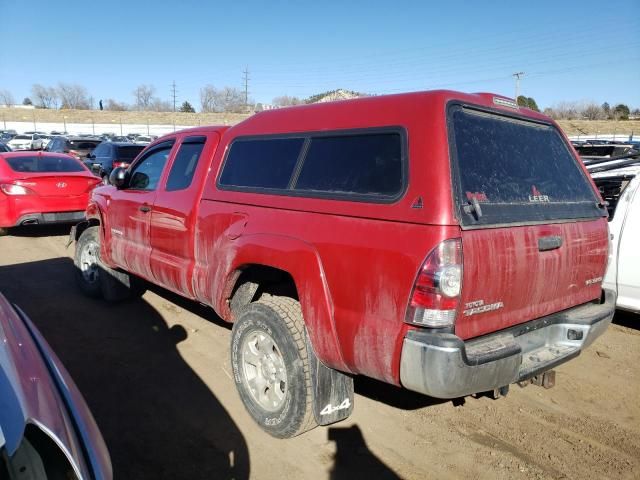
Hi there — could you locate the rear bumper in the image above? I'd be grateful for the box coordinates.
[14,211,86,226]
[400,289,616,398]
[1,193,89,228]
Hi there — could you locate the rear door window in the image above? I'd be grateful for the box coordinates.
[450,106,603,225]
[165,137,206,191]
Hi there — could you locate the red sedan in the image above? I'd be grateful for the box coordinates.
[0,152,101,235]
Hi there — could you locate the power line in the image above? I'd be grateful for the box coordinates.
[255,17,635,71]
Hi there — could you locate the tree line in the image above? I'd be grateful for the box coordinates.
[543,101,635,121]
[0,84,637,119]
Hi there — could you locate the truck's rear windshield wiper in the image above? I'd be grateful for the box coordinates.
[463,197,483,219]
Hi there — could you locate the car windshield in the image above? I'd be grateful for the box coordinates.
[4,155,85,173]
[13,135,31,140]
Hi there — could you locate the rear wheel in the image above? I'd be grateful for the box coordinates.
[231,295,317,438]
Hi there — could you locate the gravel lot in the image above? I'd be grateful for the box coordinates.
[0,225,638,480]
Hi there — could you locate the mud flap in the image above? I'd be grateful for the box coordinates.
[306,332,354,426]
[66,220,88,248]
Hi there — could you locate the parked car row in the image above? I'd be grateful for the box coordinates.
[0,130,159,148]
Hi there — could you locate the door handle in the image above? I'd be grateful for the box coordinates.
[538,235,562,251]
[139,205,151,213]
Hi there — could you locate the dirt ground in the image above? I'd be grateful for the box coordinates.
[0,225,638,480]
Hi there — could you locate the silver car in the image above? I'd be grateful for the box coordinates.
[0,292,112,479]
[7,134,43,151]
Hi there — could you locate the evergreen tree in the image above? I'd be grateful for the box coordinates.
[179,101,196,113]
[613,104,630,120]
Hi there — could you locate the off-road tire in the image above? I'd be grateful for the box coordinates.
[74,226,146,302]
[74,226,103,298]
[231,295,317,438]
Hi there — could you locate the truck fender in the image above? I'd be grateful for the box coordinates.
[220,233,350,373]
[69,201,104,245]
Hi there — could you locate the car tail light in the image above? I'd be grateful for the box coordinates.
[405,238,463,328]
[68,150,81,160]
[112,161,129,169]
[1,183,35,195]
[86,178,101,192]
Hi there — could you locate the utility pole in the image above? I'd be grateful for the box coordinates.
[512,72,525,104]
[242,67,250,110]
[170,80,177,112]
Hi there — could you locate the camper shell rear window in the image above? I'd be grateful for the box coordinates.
[448,104,605,226]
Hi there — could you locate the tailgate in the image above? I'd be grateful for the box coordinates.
[458,219,608,339]
[448,104,608,339]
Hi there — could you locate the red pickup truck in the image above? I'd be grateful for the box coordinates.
[72,90,615,438]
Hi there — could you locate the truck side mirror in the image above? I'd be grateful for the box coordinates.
[109,167,128,189]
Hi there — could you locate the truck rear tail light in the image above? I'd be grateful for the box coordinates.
[1,183,34,196]
[405,238,463,328]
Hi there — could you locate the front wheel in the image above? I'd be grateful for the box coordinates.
[231,295,317,438]
[74,226,102,297]
[73,225,145,301]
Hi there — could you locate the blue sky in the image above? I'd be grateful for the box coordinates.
[1,0,639,110]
